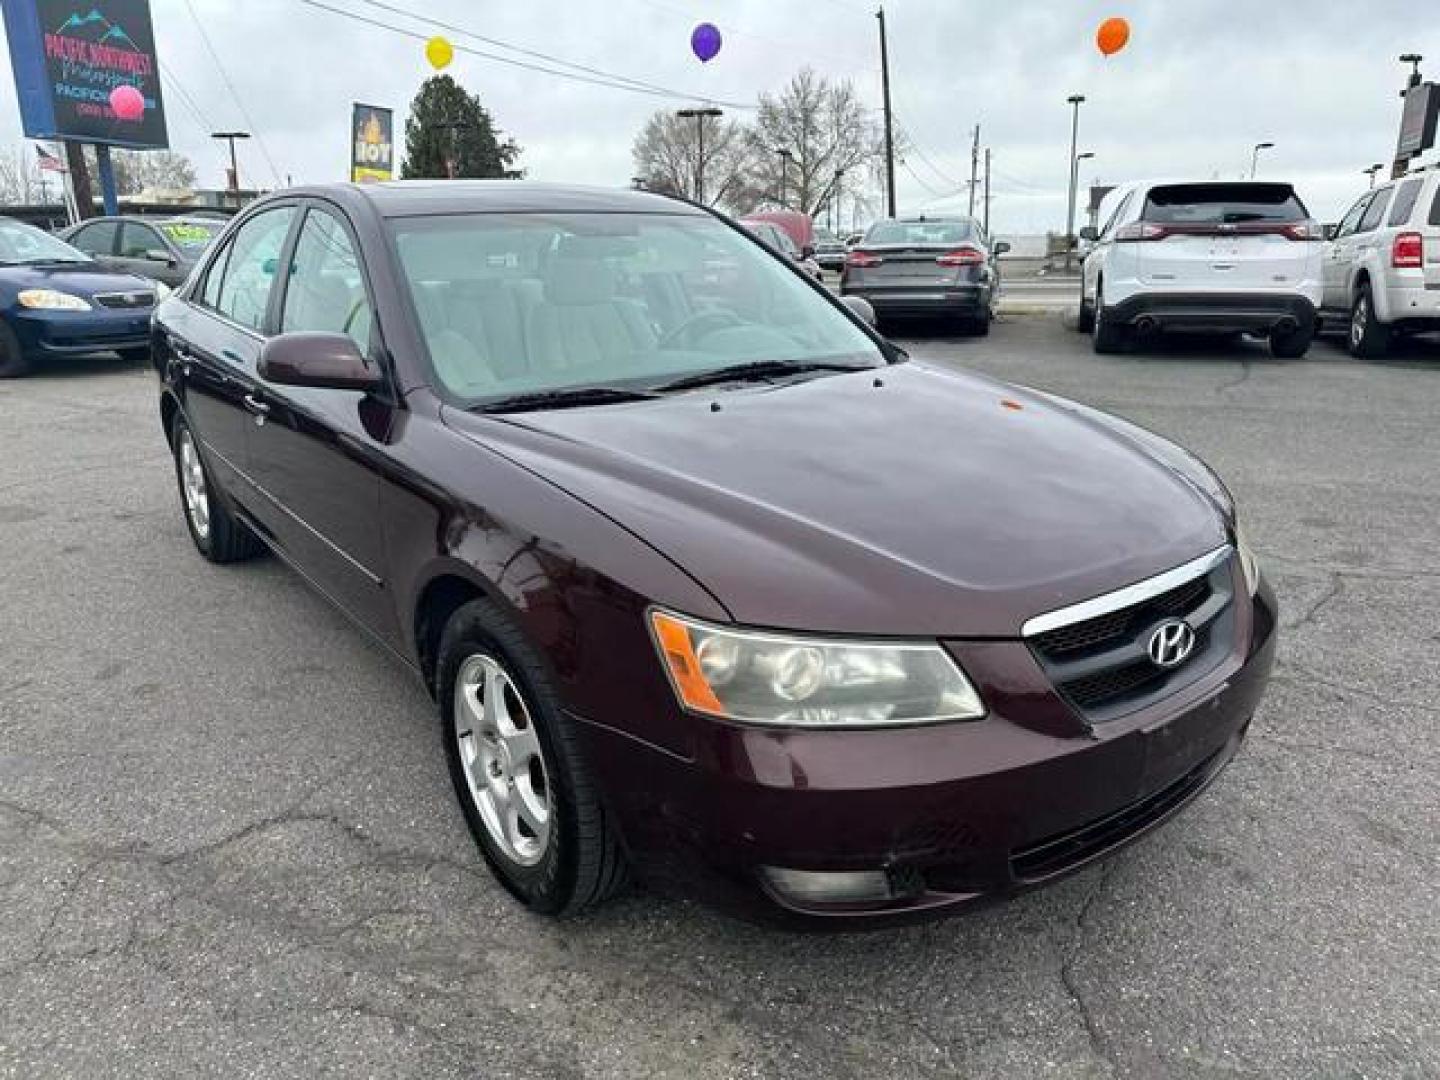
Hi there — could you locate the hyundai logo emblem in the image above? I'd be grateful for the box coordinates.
[1147,619,1196,668]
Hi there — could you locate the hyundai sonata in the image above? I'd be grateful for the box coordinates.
[152,181,1276,924]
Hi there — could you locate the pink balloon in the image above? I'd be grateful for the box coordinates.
[110,85,145,122]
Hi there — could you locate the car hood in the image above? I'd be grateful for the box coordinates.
[443,362,1228,637]
[0,264,156,299]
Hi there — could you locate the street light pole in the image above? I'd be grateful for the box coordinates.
[1250,141,1275,179]
[677,107,723,204]
[876,6,897,218]
[1364,163,1384,188]
[776,147,793,208]
[1064,94,1085,270]
[211,130,250,196]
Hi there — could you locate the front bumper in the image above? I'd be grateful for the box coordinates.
[1106,292,1316,335]
[840,282,990,318]
[577,577,1277,926]
[8,307,153,358]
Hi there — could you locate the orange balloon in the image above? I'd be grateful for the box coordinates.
[1096,17,1130,56]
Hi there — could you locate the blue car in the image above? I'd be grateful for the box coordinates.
[0,216,162,378]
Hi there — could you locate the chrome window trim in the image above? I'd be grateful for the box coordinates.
[1021,545,1233,639]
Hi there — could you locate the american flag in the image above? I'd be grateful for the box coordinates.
[35,144,67,174]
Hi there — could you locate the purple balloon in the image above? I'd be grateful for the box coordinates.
[691,22,722,63]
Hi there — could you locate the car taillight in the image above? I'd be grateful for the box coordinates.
[845,250,883,269]
[1281,219,1324,241]
[1115,222,1169,242]
[936,246,985,266]
[1392,231,1424,269]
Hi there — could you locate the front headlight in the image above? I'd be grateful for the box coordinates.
[17,289,91,311]
[649,610,986,727]
[1235,525,1261,597]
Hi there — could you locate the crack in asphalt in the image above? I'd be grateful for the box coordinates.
[1271,659,1440,717]
[1216,360,1253,395]
[1058,860,1122,1077]
[1282,573,1342,633]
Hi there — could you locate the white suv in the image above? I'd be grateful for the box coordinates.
[1078,181,1325,357]
[1321,167,1440,357]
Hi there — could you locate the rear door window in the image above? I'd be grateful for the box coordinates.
[1335,194,1372,238]
[1356,188,1392,233]
[119,222,166,259]
[1143,183,1307,224]
[1387,177,1424,226]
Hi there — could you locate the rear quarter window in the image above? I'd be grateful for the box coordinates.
[1429,180,1440,226]
[1143,183,1307,224]
[1387,177,1424,226]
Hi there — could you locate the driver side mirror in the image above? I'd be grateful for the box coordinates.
[1078,226,1099,242]
[259,332,382,392]
[840,295,876,327]
[992,240,1011,256]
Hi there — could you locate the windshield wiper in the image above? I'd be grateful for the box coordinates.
[475,385,661,414]
[655,359,871,393]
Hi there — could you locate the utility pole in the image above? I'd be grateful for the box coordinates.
[211,130,250,196]
[983,147,992,235]
[876,7,896,218]
[62,142,94,221]
[1250,141,1274,179]
[775,147,793,207]
[677,107,723,204]
[967,124,980,218]
[1394,53,1425,179]
[1064,94,1085,270]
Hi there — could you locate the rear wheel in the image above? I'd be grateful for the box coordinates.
[1091,281,1126,354]
[1348,283,1391,358]
[1076,279,1095,333]
[171,417,262,563]
[0,322,32,378]
[438,599,628,915]
[1269,323,1314,359]
[968,306,992,336]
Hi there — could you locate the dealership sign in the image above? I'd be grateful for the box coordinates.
[2,0,169,148]
[351,103,393,183]
[1396,82,1439,161]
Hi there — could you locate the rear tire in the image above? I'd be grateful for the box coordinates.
[438,598,628,916]
[119,346,150,367]
[0,322,32,378]
[1091,282,1126,354]
[968,307,992,336]
[1348,283,1390,358]
[1076,281,1096,333]
[1269,323,1314,359]
[170,416,262,563]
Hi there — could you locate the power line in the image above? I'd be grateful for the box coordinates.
[293,0,754,109]
[158,64,214,135]
[894,117,963,188]
[181,0,283,184]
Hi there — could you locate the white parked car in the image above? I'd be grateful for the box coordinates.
[1321,166,1440,357]
[1078,181,1324,357]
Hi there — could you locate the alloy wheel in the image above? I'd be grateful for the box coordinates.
[453,654,552,867]
[1350,295,1367,350]
[177,429,211,540]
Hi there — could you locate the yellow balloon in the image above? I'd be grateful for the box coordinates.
[426,36,453,70]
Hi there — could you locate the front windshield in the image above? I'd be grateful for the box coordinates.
[159,219,224,255]
[391,212,882,404]
[0,219,92,265]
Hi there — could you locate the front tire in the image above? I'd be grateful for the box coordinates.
[1348,283,1391,358]
[171,416,262,563]
[438,599,628,916]
[1076,281,1096,333]
[0,322,32,378]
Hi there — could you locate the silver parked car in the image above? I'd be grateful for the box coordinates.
[1321,166,1440,356]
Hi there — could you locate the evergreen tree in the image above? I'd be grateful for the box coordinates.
[401,75,522,180]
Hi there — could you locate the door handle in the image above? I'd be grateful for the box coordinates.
[243,393,270,426]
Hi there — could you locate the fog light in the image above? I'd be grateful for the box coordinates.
[760,867,894,906]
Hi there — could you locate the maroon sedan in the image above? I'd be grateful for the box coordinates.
[153,182,1276,925]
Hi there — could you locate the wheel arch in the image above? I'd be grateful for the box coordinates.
[159,389,181,448]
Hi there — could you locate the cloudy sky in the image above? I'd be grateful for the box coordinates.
[1,0,1432,231]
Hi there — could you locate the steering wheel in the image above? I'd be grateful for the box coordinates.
[658,308,745,349]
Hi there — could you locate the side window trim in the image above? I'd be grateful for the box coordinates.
[1336,194,1372,239]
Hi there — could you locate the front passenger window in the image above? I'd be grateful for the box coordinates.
[215,206,297,331]
[280,207,372,354]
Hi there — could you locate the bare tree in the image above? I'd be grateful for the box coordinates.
[85,149,198,196]
[632,110,755,209]
[735,69,883,216]
[0,146,42,204]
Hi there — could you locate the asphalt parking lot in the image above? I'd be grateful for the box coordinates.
[1,318,1437,1079]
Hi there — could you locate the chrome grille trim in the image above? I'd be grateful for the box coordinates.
[1021,545,1233,639]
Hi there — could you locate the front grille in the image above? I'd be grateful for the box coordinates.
[1027,554,1235,723]
[1010,745,1226,882]
[93,291,155,309]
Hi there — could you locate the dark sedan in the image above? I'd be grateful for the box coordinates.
[153,181,1276,925]
[60,214,225,288]
[0,217,158,378]
[842,214,1009,333]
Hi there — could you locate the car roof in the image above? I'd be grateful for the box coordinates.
[283,180,708,219]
